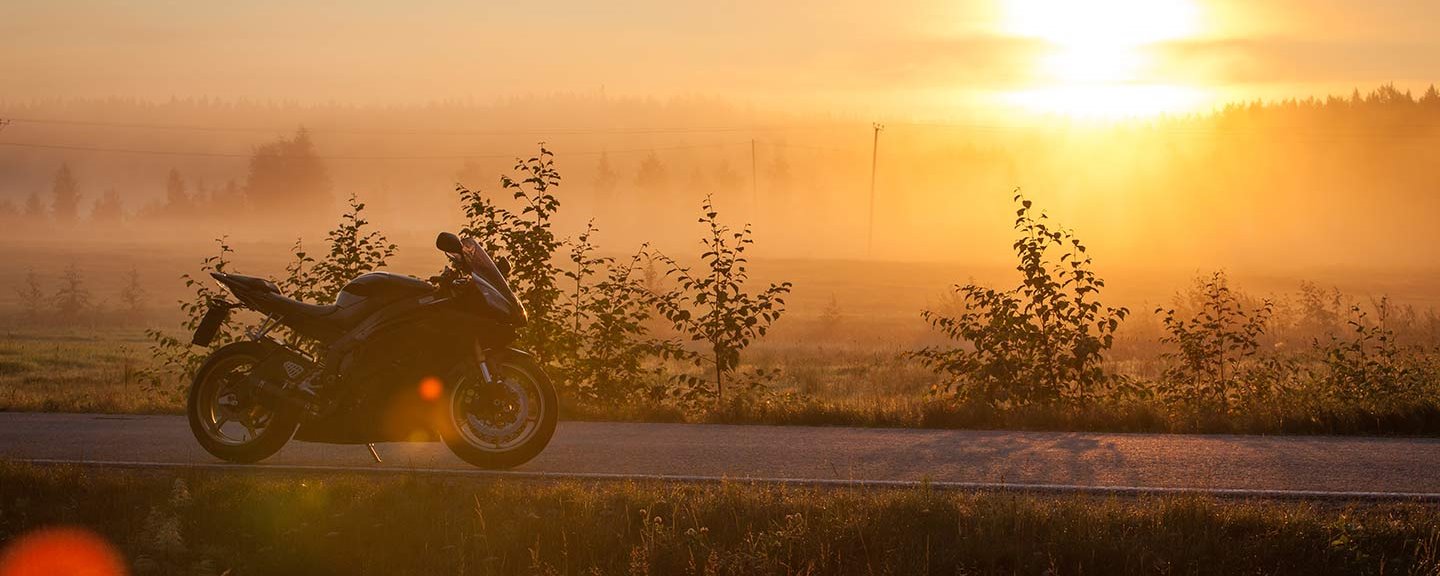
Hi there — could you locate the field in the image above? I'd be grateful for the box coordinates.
[5,462,1440,575]
[5,236,1440,436]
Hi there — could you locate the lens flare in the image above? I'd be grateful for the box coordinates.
[418,377,443,401]
[0,526,127,576]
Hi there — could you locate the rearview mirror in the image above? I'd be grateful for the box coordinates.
[436,232,462,254]
[496,257,512,277]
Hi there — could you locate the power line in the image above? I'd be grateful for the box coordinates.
[768,142,864,155]
[4,116,851,136]
[0,140,749,161]
[12,115,1440,141]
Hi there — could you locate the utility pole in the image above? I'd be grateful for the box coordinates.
[750,138,758,206]
[868,123,884,255]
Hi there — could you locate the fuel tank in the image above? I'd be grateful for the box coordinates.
[336,272,433,307]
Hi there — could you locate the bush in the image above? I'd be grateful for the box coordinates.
[283,193,396,305]
[914,192,1128,409]
[1315,298,1433,405]
[458,146,567,368]
[652,195,792,409]
[143,197,395,394]
[458,147,688,407]
[557,223,682,405]
[1155,270,1275,411]
[142,237,247,396]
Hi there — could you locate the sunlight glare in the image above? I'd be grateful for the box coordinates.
[1001,0,1209,118]
[1004,0,1200,48]
[1004,84,1209,119]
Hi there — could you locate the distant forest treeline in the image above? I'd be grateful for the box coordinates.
[2,85,1439,267]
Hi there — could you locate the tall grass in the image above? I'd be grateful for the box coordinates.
[4,462,1440,575]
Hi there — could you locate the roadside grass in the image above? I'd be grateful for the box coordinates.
[0,328,173,414]
[8,326,1440,437]
[2,462,1439,575]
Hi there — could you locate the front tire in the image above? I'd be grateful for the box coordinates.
[438,354,558,469]
[187,341,299,463]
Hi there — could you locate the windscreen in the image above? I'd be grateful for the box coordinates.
[460,237,520,306]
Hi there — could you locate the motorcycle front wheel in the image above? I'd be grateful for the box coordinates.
[438,354,558,469]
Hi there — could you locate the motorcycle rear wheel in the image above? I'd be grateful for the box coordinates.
[438,354,558,469]
[187,341,300,463]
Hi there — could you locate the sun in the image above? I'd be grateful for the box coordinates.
[1000,0,1211,119]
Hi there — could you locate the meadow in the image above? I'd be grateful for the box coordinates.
[4,248,1440,437]
[5,148,1440,436]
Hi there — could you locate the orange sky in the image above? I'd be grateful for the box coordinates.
[3,0,1438,119]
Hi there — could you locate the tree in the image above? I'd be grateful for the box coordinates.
[15,269,45,323]
[51,164,80,224]
[635,152,668,198]
[53,263,92,322]
[23,190,45,219]
[713,160,742,192]
[765,149,793,193]
[244,128,331,216]
[210,179,246,214]
[652,195,792,408]
[306,194,397,301]
[913,194,1129,409]
[164,169,192,217]
[459,146,566,367]
[1422,84,1440,108]
[593,151,619,202]
[90,188,125,225]
[118,267,147,317]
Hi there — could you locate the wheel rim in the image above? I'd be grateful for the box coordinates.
[196,354,275,446]
[451,363,546,452]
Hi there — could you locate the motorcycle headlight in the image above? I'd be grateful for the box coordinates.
[471,273,518,318]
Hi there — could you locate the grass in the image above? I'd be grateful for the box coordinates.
[2,462,1440,575]
[7,325,1440,437]
[0,328,173,414]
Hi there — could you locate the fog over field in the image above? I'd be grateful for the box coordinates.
[5,1,1440,316]
[4,89,1440,317]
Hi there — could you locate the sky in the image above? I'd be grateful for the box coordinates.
[3,0,1439,118]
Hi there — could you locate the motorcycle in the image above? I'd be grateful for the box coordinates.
[185,232,557,469]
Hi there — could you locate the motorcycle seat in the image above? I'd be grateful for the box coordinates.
[264,294,339,320]
[224,274,280,294]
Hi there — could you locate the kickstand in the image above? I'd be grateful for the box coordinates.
[366,443,383,463]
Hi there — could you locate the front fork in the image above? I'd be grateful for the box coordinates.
[474,342,498,385]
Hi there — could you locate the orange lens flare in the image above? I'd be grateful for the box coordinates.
[418,377,443,401]
[0,526,127,576]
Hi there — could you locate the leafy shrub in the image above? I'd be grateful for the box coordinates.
[652,195,792,409]
[277,195,395,352]
[556,224,682,405]
[1155,271,1275,411]
[288,193,397,303]
[458,146,566,367]
[1315,298,1431,404]
[14,269,45,323]
[914,193,1129,409]
[52,263,93,323]
[142,237,248,396]
[144,197,395,394]
[459,146,697,408]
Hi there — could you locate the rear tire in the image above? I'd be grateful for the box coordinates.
[187,341,299,463]
[438,354,558,469]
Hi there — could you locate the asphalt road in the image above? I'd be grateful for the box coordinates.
[3,412,1439,498]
